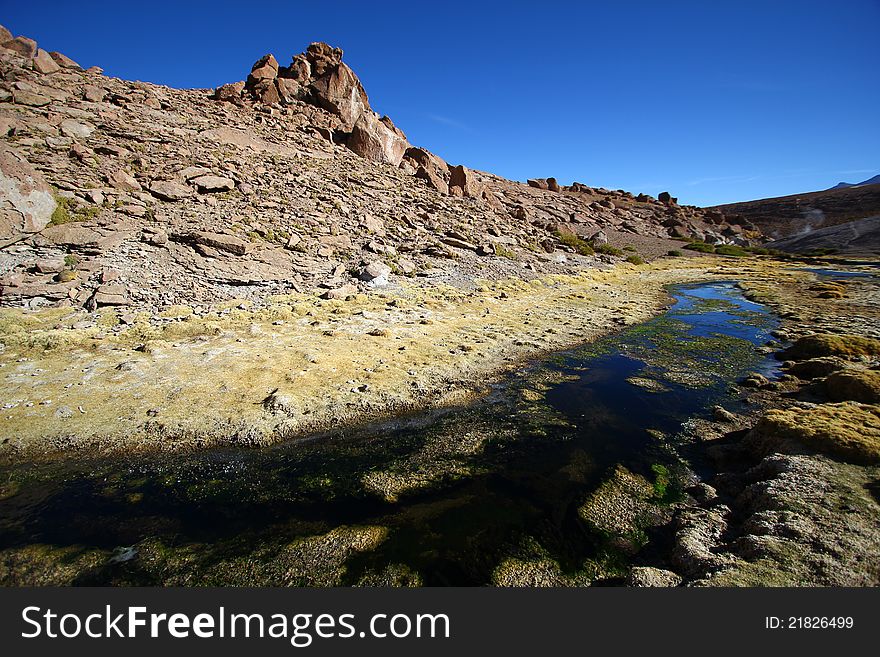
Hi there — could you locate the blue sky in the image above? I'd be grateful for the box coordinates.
[3,0,878,206]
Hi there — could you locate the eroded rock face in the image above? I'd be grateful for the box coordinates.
[309,62,369,131]
[348,112,409,166]
[0,147,56,239]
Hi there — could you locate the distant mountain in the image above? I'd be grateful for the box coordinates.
[828,174,880,190]
[708,182,880,239]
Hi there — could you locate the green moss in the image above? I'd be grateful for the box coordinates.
[555,231,594,255]
[494,244,517,259]
[715,244,748,257]
[626,254,646,265]
[594,243,624,256]
[667,249,683,257]
[685,242,715,253]
[753,403,880,464]
[781,334,880,361]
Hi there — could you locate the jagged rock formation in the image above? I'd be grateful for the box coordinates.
[0,26,760,313]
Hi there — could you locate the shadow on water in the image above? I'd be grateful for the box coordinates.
[0,281,779,585]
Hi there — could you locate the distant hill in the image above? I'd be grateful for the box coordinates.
[829,174,880,190]
[766,215,880,256]
[708,181,880,239]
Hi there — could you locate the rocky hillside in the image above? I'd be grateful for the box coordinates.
[709,182,880,240]
[1,26,757,313]
[766,215,880,256]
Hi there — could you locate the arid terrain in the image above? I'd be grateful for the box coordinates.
[0,25,878,588]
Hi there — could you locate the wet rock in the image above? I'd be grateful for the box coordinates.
[739,372,769,388]
[712,405,737,422]
[786,357,849,380]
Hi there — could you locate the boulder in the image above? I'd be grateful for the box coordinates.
[0,25,11,42]
[214,81,245,103]
[310,61,369,130]
[406,147,449,194]
[280,53,311,82]
[590,229,608,245]
[276,77,304,103]
[107,169,141,192]
[360,261,392,282]
[175,231,252,256]
[0,146,57,239]
[347,112,409,166]
[82,84,106,102]
[305,42,343,77]
[149,180,193,201]
[547,177,560,192]
[1,36,37,59]
[448,164,481,198]
[527,179,549,190]
[33,48,60,74]
[49,51,81,69]
[658,191,677,205]
[191,174,235,193]
[322,283,357,300]
[91,284,130,307]
[248,53,278,82]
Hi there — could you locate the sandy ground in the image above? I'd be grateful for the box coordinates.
[0,257,805,461]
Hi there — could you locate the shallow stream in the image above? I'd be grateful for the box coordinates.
[0,281,779,585]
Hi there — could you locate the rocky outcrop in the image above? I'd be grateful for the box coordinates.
[0,146,57,239]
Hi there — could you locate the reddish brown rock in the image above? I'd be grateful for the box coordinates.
[305,42,343,77]
[82,84,106,102]
[49,51,81,69]
[276,77,304,103]
[348,112,409,166]
[33,48,60,74]
[0,25,11,43]
[0,146,57,239]
[448,164,482,198]
[310,62,369,130]
[249,54,279,82]
[214,81,245,103]
[1,36,37,59]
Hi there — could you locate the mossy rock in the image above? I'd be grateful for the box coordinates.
[780,334,880,361]
[786,357,849,380]
[824,370,880,404]
[748,403,880,464]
